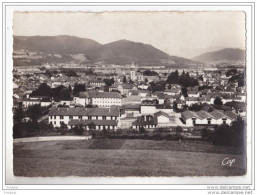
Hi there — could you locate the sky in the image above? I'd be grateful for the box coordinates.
[13,12,246,58]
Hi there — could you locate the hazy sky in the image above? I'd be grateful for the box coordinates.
[13,12,246,58]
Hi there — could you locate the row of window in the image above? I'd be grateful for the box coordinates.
[50,116,118,120]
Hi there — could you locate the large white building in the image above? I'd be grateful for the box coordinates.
[48,107,120,130]
[74,91,122,107]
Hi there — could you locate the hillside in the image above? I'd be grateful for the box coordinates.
[13,36,197,66]
[192,48,246,64]
[13,35,102,54]
[84,39,172,65]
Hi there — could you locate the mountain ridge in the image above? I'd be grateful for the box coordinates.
[14,35,198,65]
[192,48,246,64]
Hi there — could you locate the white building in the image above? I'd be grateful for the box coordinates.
[74,91,122,108]
[48,107,120,130]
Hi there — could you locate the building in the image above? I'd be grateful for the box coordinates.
[89,79,105,88]
[181,109,238,127]
[74,91,122,107]
[22,98,41,108]
[48,107,120,130]
[130,62,137,81]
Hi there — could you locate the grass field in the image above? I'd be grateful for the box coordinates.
[13,139,246,177]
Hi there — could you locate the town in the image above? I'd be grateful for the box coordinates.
[13,52,246,143]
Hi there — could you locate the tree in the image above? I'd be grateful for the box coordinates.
[60,122,68,135]
[72,125,83,135]
[123,76,127,83]
[65,70,78,77]
[31,83,52,97]
[139,126,145,134]
[144,77,148,83]
[181,87,188,97]
[13,106,24,123]
[26,105,42,123]
[173,101,178,110]
[73,83,86,95]
[209,117,246,146]
[88,122,95,131]
[167,70,179,84]
[214,97,223,106]
[143,70,158,76]
[175,126,183,135]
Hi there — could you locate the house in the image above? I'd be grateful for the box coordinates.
[22,98,41,108]
[186,97,206,106]
[154,111,170,124]
[187,90,200,98]
[40,98,52,107]
[181,109,238,127]
[118,83,137,96]
[122,104,141,117]
[89,79,105,88]
[131,115,158,130]
[86,91,122,107]
[48,107,120,130]
[73,91,87,106]
[138,83,149,90]
[163,88,181,96]
[109,83,119,92]
[128,90,149,97]
[121,95,141,105]
[236,92,246,102]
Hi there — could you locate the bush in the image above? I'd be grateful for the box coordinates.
[72,125,83,135]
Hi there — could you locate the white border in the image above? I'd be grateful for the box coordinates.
[1,1,255,192]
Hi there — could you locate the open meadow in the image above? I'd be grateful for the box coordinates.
[13,139,246,177]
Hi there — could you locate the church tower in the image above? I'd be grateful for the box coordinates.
[130,62,136,81]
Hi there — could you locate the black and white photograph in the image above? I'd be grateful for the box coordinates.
[2,1,256,193]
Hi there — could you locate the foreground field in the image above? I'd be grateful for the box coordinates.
[13,139,246,177]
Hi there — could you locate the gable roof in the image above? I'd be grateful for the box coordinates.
[49,107,119,116]
[86,91,121,99]
[154,111,169,118]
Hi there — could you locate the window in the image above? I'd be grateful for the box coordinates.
[54,121,56,125]
[223,120,226,125]
[208,120,211,125]
[96,116,98,120]
[69,116,73,119]
[50,116,52,119]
